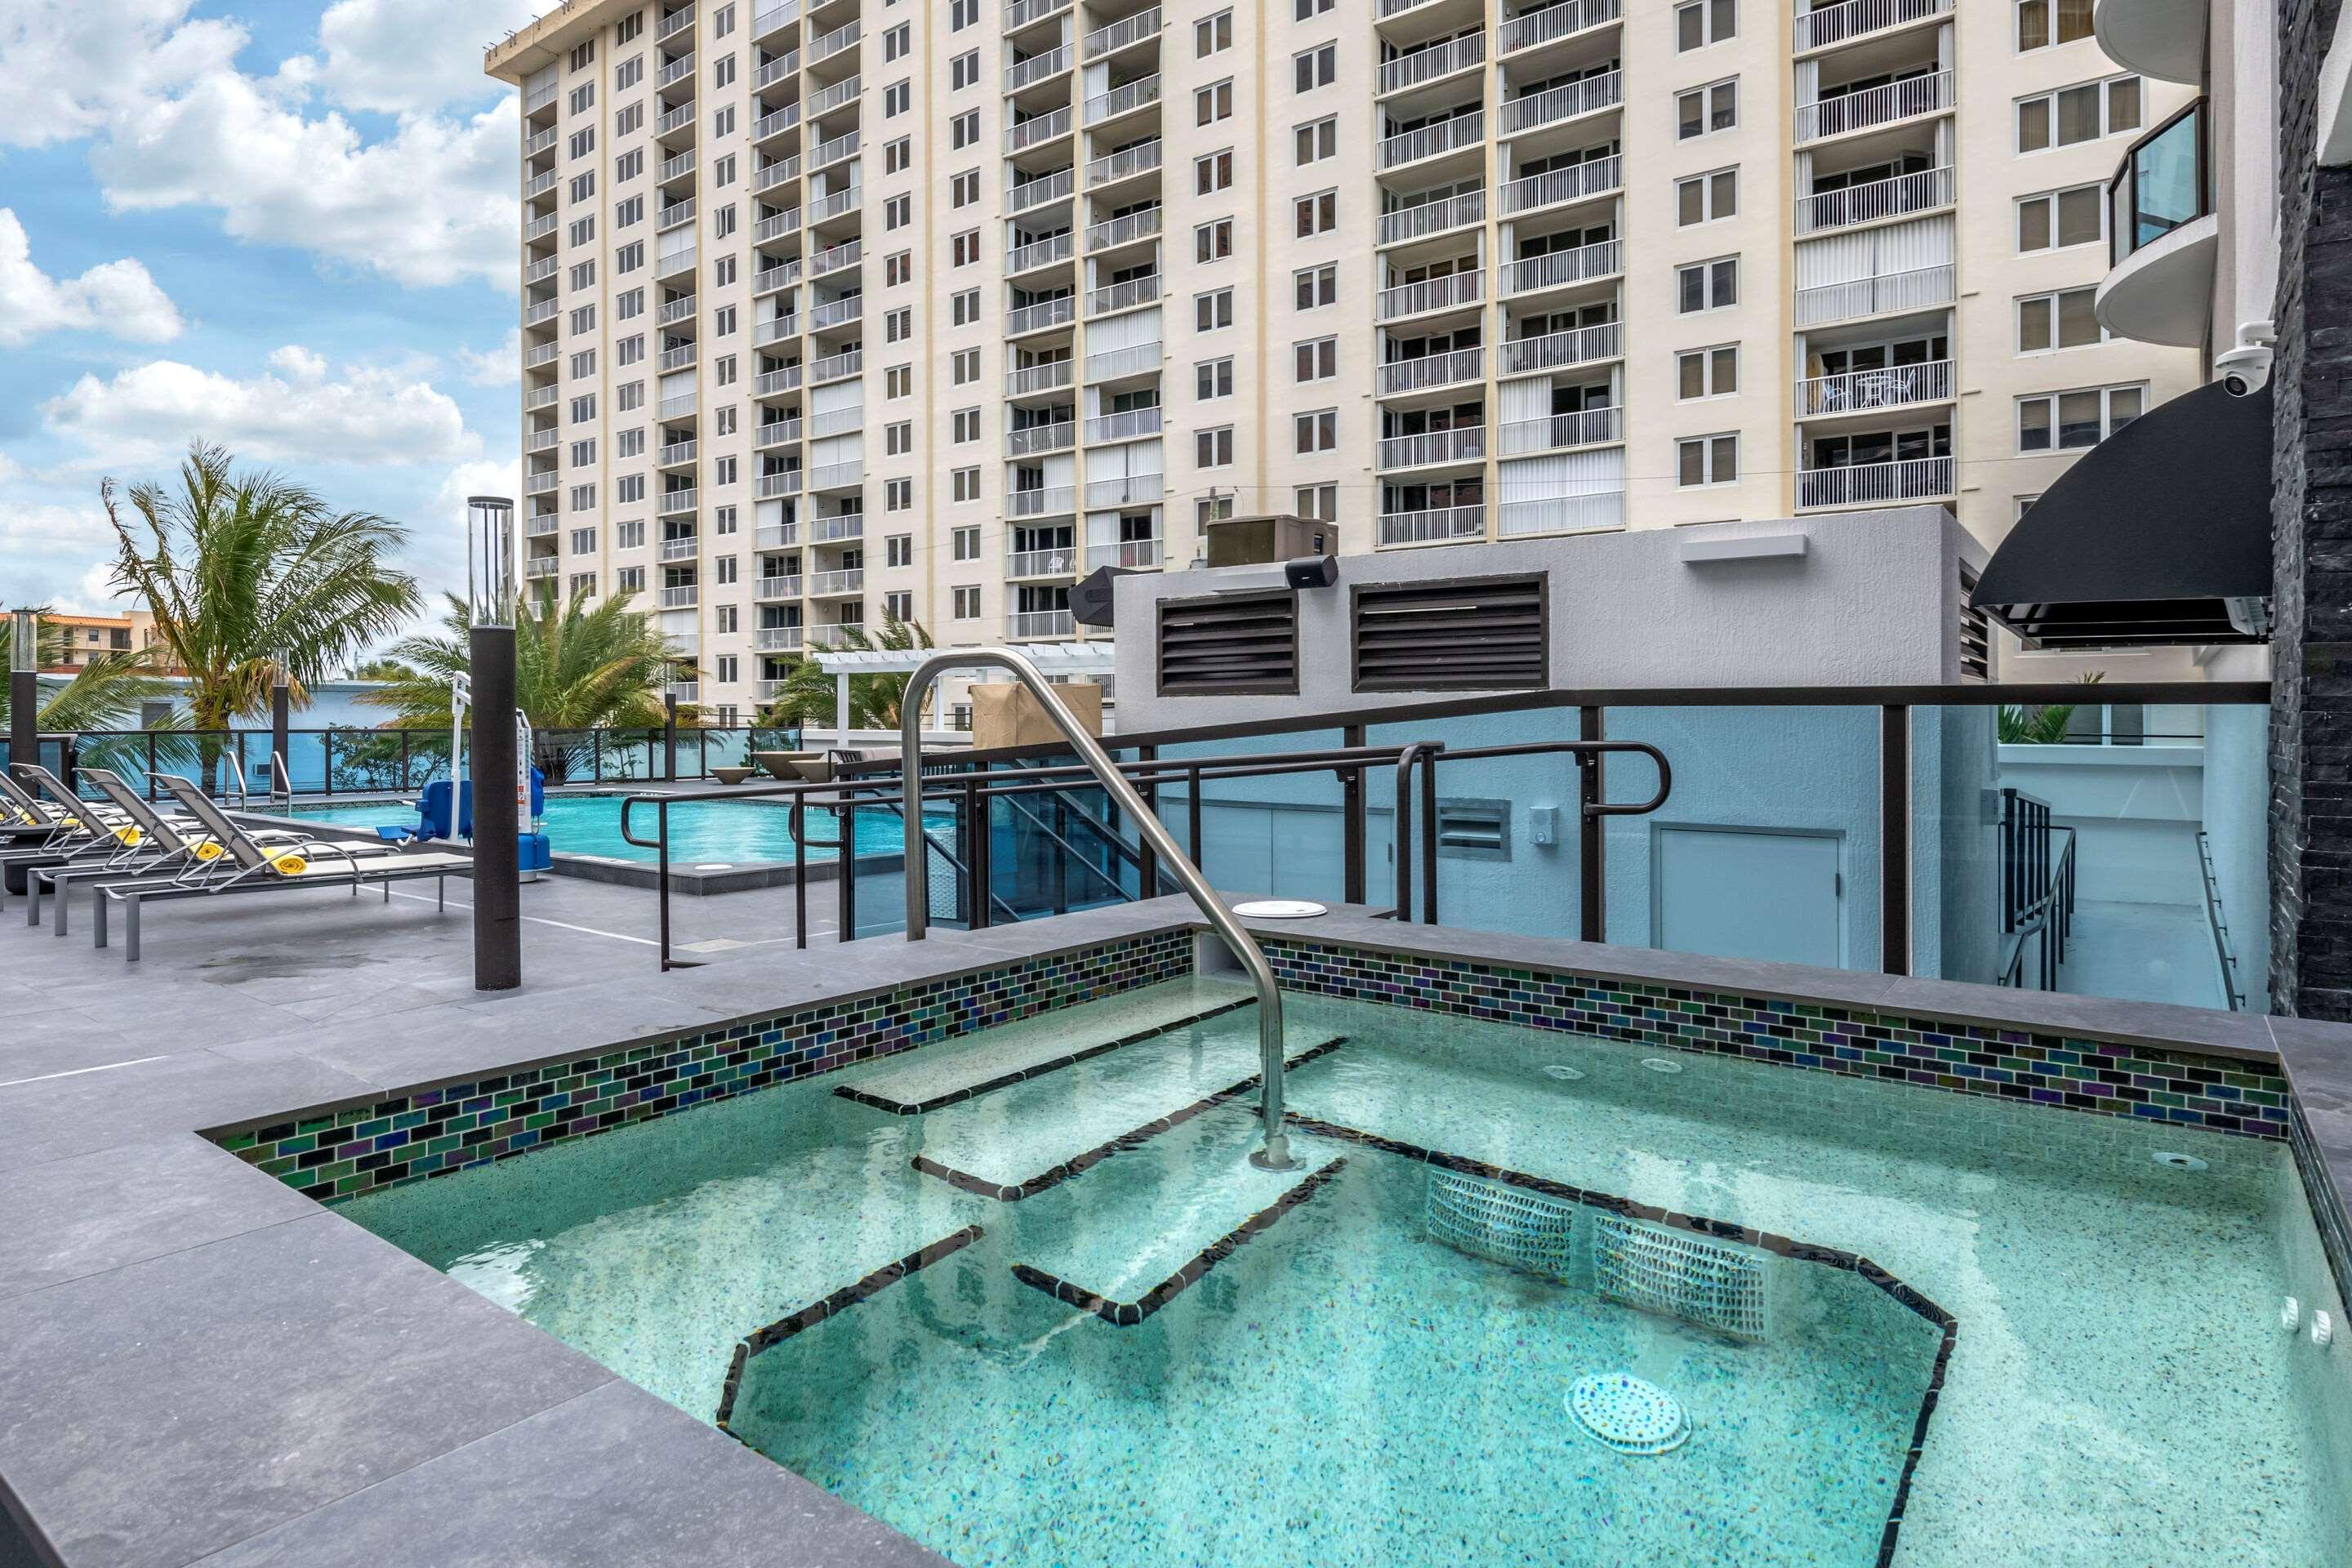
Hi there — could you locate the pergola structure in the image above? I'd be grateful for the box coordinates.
[811,641,1116,737]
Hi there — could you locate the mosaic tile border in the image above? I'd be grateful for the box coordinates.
[1011,1157,1349,1327]
[2288,1101,2352,1317]
[1281,1113,1958,1568]
[210,930,1195,1204]
[712,1225,983,1432]
[1261,937,2293,1141]
[834,995,1256,1116]
[908,1034,1350,1202]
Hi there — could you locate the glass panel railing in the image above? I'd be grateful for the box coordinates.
[1152,728,1354,907]
[2110,100,2207,265]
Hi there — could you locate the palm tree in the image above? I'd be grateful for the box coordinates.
[360,586,693,782]
[1998,671,2108,745]
[103,444,421,786]
[755,618,933,732]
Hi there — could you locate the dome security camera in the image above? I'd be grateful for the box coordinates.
[2216,345,2272,398]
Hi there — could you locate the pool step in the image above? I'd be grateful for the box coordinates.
[832,973,1254,1116]
[908,1012,1345,1200]
[1009,1106,1349,1325]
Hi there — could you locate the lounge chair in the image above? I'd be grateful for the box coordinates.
[91,777,474,962]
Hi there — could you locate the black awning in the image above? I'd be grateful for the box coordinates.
[1971,379,2273,648]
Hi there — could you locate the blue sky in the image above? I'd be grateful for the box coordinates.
[0,0,560,627]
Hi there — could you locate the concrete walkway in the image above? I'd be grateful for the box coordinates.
[2060,898,2233,1011]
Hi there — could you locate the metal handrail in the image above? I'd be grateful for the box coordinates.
[2194,828,2244,1010]
[899,646,1300,1171]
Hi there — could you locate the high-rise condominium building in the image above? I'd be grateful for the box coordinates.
[487,0,2200,717]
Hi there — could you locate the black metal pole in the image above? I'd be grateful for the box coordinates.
[837,802,856,938]
[793,798,809,949]
[1579,706,1604,943]
[270,679,290,795]
[470,624,523,991]
[1880,704,1911,977]
[657,799,672,971]
[1137,744,1159,898]
[1341,724,1365,906]
[8,672,37,786]
[1419,749,1439,924]
[664,693,678,782]
[969,777,992,929]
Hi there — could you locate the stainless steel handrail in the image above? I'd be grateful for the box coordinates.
[900,647,1298,1170]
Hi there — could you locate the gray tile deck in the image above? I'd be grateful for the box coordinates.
[1,862,2348,1568]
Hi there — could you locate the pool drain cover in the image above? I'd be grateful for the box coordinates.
[1543,1064,1586,1080]
[1567,1374,1690,1455]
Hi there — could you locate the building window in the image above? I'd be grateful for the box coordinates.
[1196,10,1233,55]
[1676,256,1738,312]
[952,524,981,560]
[1294,42,1336,91]
[1294,408,1337,453]
[1294,189,1338,237]
[1295,483,1337,520]
[2017,287,2103,352]
[1678,345,1739,399]
[1676,434,1740,487]
[1195,287,1235,330]
[569,528,596,554]
[2016,384,2145,451]
[1195,219,1234,262]
[1294,336,1337,382]
[1194,149,1235,194]
[2016,76,2141,152]
[886,533,913,568]
[1677,0,1735,49]
[954,585,981,619]
[1196,426,1236,467]
[715,555,738,585]
[1294,263,1337,310]
[1196,81,1234,126]
[950,109,978,149]
[1295,117,1338,164]
[1677,168,1738,225]
[952,467,982,502]
[617,519,646,548]
[2016,185,2105,251]
[952,408,980,443]
[950,51,979,90]
[951,169,980,207]
[886,479,913,511]
[1677,78,1737,138]
[2016,0,2095,50]
[1295,0,1334,15]
[884,591,914,621]
[1196,357,1235,399]
[618,566,646,593]
[716,654,738,683]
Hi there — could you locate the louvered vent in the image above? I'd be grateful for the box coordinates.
[1957,566,1990,684]
[1157,592,1298,695]
[1353,576,1548,693]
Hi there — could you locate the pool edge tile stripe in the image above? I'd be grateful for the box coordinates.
[908,1034,1350,1202]
[713,1224,985,1432]
[1009,1157,1349,1327]
[832,994,1258,1116]
[1276,1111,1958,1568]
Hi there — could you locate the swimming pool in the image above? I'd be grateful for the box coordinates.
[340,973,2352,1567]
[285,792,952,864]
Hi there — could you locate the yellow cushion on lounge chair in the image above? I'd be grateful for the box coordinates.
[194,840,225,861]
[62,816,81,828]
[269,853,308,875]
[113,825,143,846]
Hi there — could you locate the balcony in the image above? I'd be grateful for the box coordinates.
[753,0,797,32]
[754,260,802,295]
[1088,537,1161,569]
[756,518,800,548]
[658,584,700,609]
[661,391,700,417]
[810,405,862,437]
[1011,168,1076,212]
[524,299,559,326]
[1378,425,1486,470]
[1500,0,1621,53]
[1795,166,1954,234]
[1797,455,1954,509]
[523,556,561,580]
[524,341,560,368]
[525,514,560,537]
[755,104,801,140]
[1498,492,1623,536]
[1379,346,1484,395]
[1085,342,1160,382]
[805,622,866,649]
[1007,547,1080,578]
[755,366,803,396]
[755,626,805,652]
[659,149,696,182]
[1009,106,1073,153]
[754,158,800,194]
[526,470,559,495]
[1086,207,1160,251]
[1085,75,1160,127]
[1795,359,1953,418]
[1499,154,1619,216]
[523,213,559,242]
[755,471,804,498]
[809,129,860,172]
[1087,273,1160,316]
[809,20,859,61]
[756,575,805,601]
[1377,506,1485,546]
[809,74,860,115]
[1009,485,1077,518]
[809,187,858,221]
[1795,71,1953,144]
[1499,407,1620,454]
[1084,6,1160,59]
[1007,295,1076,334]
[659,3,697,40]
[523,126,558,157]
[810,514,864,543]
[658,293,698,325]
[1500,320,1621,376]
[659,536,699,561]
[1008,609,1076,639]
[1005,0,1071,28]
[524,82,559,114]
[1498,69,1620,135]
[657,198,697,233]
[528,428,559,452]
[659,342,698,372]
[1499,237,1620,297]
[1008,360,1075,396]
[1794,263,1954,326]
[658,439,699,468]
[1085,407,1163,443]
[525,385,559,410]
[809,296,863,330]
[657,102,696,136]
[658,488,699,515]
[523,170,557,198]
[1008,421,1076,456]
[1005,234,1075,276]
[1376,112,1483,173]
[755,314,800,345]
[755,417,804,450]
[656,245,697,279]
[1006,45,1071,92]
[753,209,801,243]
[1793,0,1952,51]
[809,349,862,383]
[809,461,863,492]
[1085,140,1160,189]
[809,568,865,595]
[1377,270,1482,323]
[1379,189,1485,245]
[1380,33,1485,96]
[754,54,799,90]
[2095,101,2216,348]
[1085,472,1163,507]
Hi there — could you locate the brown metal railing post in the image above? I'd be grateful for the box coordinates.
[1187,763,1203,869]
[1579,706,1605,942]
[966,776,991,928]
[792,798,809,950]
[837,800,856,938]
[1881,705,1911,976]
[1341,724,1365,906]
[1419,748,1439,924]
[1137,743,1159,898]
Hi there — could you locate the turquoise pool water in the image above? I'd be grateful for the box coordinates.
[286,792,951,863]
[343,978,2352,1567]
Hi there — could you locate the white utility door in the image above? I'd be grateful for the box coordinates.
[1652,826,1844,969]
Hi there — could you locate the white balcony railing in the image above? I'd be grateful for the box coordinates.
[1008,609,1076,639]
[1499,69,1621,135]
[1085,406,1163,443]
[1010,167,1076,211]
[659,341,699,372]
[1501,0,1622,52]
[1084,5,1160,59]
[1381,33,1486,95]
[658,294,697,325]
[753,53,798,90]
[523,126,558,157]
[524,471,559,495]
[1008,420,1077,455]
[806,623,867,649]
[1379,189,1485,245]
[754,157,800,194]
[755,367,803,396]
[1086,207,1161,250]
[658,488,699,514]
[1085,140,1160,187]
[523,556,561,579]
[659,149,696,182]
[753,0,798,35]
[657,101,696,136]
[809,129,860,171]
[661,392,699,417]
[808,348,862,382]
[523,341,559,368]
[755,626,805,652]
[1499,407,1621,454]
[1377,426,1486,470]
[809,74,860,115]
[1500,154,1621,215]
[1008,105,1072,152]
[656,244,697,277]
[809,187,858,221]
[658,584,700,608]
[1377,270,1482,323]
[1795,359,1953,417]
[753,260,801,294]
[658,3,697,41]
[1006,233,1076,275]
[755,574,804,600]
[1087,537,1162,569]
[657,53,696,88]
[809,514,864,543]
[1085,472,1163,507]
[657,197,697,231]
[810,296,862,329]
[754,314,800,345]
[1794,0,1953,51]
[1007,360,1075,396]
[1499,492,1624,537]
[658,439,698,466]
[1085,74,1161,125]
[523,170,557,198]
[1793,262,1955,326]
[752,208,801,243]
[524,83,559,114]
[809,461,864,491]
[524,514,560,537]
[756,518,800,548]
[524,299,559,325]
[1006,44,1071,91]
[1376,112,1483,172]
[527,428,559,452]
[1377,506,1485,546]
[1008,485,1077,517]
[809,568,865,595]
[524,385,558,410]
[1794,166,1955,234]
[1795,71,1953,144]
[1005,0,1071,28]
[1500,238,1621,296]
[1085,341,1160,381]
[1087,273,1160,315]
[1007,547,1080,577]
[1797,454,1955,508]
[755,418,804,451]
[659,536,699,561]
[1006,295,1076,333]
[1500,319,1622,376]
[810,406,862,437]
[754,104,800,140]
[523,213,559,241]
[1378,345,1484,395]
[755,471,804,498]
[809,20,859,60]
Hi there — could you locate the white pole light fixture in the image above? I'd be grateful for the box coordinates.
[467,496,516,629]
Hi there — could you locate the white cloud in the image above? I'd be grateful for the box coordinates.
[276,0,552,116]
[0,209,182,345]
[1,500,124,611]
[43,355,479,469]
[0,0,244,151]
[454,327,522,387]
[422,457,523,598]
